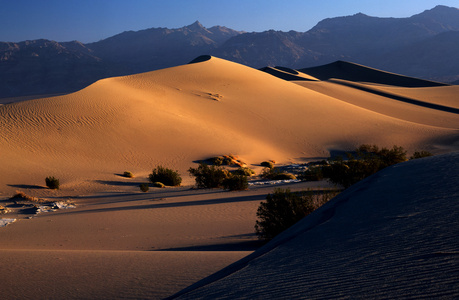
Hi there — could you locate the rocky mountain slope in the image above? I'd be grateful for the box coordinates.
[1,5,458,98]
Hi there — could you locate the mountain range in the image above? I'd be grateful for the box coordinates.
[1,5,459,99]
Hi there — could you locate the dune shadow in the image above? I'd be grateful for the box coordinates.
[60,193,266,215]
[7,184,46,190]
[156,240,265,252]
[95,180,144,187]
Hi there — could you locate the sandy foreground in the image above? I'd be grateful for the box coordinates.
[172,153,459,299]
[1,56,459,299]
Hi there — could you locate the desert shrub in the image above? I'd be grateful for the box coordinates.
[323,144,407,188]
[223,174,249,191]
[210,156,224,166]
[123,171,134,178]
[302,167,324,181]
[148,166,182,186]
[261,167,296,180]
[0,205,9,214]
[232,167,255,176]
[410,151,433,160]
[152,182,165,188]
[45,176,60,190]
[260,161,274,169]
[139,183,149,192]
[255,188,338,240]
[188,163,230,189]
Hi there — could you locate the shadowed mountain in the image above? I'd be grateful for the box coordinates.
[2,5,459,99]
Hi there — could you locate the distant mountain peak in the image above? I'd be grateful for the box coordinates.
[186,21,206,30]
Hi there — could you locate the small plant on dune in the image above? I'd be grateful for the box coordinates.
[322,144,407,188]
[11,191,46,203]
[188,162,231,189]
[123,171,134,178]
[260,161,274,169]
[222,174,249,191]
[149,166,182,187]
[302,166,325,181]
[261,167,296,180]
[255,188,338,240]
[139,183,149,192]
[0,205,9,214]
[152,182,165,188]
[410,151,433,160]
[232,167,256,177]
[45,176,60,190]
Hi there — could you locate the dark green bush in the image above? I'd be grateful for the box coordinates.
[223,174,249,191]
[123,171,134,178]
[260,161,274,169]
[323,144,407,188]
[139,183,149,192]
[261,167,297,180]
[302,167,324,181]
[410,151,433,160]
[45,176,60,190]
[188,163,230,189]
[148,166,182,186]
[255,188,337,240]
[232,167,255,176]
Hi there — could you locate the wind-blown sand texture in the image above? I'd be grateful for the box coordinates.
[172,152,459,299]
[1,56,459,299]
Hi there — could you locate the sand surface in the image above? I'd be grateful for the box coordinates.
[172,152,459,299]
[1,56,459,299]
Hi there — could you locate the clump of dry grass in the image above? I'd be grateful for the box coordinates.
[11,191,47,203]
[209,155,246,167]
[0,205,9,214]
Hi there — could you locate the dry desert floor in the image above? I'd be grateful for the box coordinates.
[1,56,459,299]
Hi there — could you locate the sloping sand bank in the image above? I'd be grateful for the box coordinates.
[172,152,459,299]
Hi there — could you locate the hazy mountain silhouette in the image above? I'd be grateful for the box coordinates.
[1,5,458,99]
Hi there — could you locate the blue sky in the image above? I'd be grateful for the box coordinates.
[1,0,458,43]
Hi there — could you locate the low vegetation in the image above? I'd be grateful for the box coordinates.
[11,191,47,203]
[149,166,182,187]
[139,183,149,192]
[45,176,60,190]
[222,174,249,191]
[260,160,275,169]
[152,182,165,188]
[188,162,249,190]
[261,167,297,180]
[232,167,255,176]
[188,163,230,189]
[321,144,408,188]
[410,150,433,160]
[123,171,134,178]
[209,155,246,167]
[255,188,338,240]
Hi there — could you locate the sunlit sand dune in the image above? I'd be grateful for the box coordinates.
[1,56,459,299]
[1,56,458,194]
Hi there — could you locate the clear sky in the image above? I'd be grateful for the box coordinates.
[1,0,458,43]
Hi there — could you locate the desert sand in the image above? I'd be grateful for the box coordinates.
[171,152,459,299]
[1,55,459,299]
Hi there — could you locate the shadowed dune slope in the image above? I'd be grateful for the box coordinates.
[299,60,448,87]
[171,152,459,299]
[0,56,458,193]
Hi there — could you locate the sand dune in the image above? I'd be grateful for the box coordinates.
[1,56,459,299]
[1,56,458,195]
[171,152,459,299]
[299,60,448,87]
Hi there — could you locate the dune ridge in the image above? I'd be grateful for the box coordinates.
[1,56,458,195]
